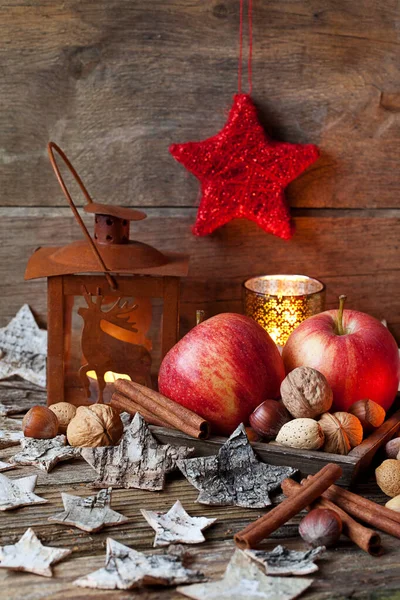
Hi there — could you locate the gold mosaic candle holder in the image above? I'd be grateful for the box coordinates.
[243,275,326,346]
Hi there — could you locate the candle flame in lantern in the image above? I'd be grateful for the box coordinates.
[87,371,131,383]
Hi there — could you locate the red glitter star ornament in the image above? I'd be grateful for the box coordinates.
[169,94,319,239]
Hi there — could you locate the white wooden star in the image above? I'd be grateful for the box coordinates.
[0,417,23,449]
[74,538,205,590]
[141,500,217,547]
[0,305,47,387]
[81,413,194,491]
[0,528,71,577]
[177,549,313,600]
[245,545,325,576]
[0,473,47,511]
[0,460,15,472]
[48,488,130,533]
[11,435,79,472]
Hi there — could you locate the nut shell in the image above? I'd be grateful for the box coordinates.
[67,405,123,447]
[22,406,59,439]
[299,508,342,548]
[49,402,77,434]
[275,418,325,450]
[376,459,400,497]
[249,400,291,440]
[385,437,400,459]
[280,367,333,419]
[319,412,363,455]
[385,495,400,513]
[348,399,385,434]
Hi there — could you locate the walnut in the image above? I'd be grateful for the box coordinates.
[319,412,363,455]
[376,460,400,497]
[67,405,123,447]
[49,402,77,434]
[275,418,325,450]
[280,367,333,419]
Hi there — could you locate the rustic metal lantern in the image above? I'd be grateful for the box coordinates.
[25,143,189,406]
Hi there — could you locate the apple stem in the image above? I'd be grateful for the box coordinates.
[337,295,347,335]
[196,310,206,325]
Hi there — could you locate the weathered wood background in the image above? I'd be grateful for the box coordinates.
[0,0,399,340]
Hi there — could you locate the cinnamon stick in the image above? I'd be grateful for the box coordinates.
[234,463,342,549]
[282,478,383,556]
[112,380,210,439]
[111,392,170,428]
[305,476,400,540]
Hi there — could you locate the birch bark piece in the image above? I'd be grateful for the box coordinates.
[0,305,47,388]
[48,488,130,533]
[141,500,217,547]
[177,549,313,600]
[81,413,194,491]
[0,460,15,472]
[177,423,297,508]
[74,537,205,590]
[0,417,23,449]
[11,435,79,472]
[244,545,325,576]
[0,473,47,511]
[0,528,71,577]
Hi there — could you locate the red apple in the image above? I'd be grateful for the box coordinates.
[158,313,285,435]
[282,296,400,412]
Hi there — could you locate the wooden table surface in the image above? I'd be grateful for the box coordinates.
[0,380,399,600]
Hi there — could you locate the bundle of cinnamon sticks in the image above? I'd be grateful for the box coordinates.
[235,462,400,556]
[111,379,210,439]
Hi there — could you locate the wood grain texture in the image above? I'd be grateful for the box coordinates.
[0,0,399,209]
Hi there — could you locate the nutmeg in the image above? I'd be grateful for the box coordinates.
[280,367,333,419]
[275,418,325,450]
[299,508,342,548]
[376,459,400,497]
[319,412,363,455]
[385,437,400,459]
[49,402,77,434]
[22,406,59,439]
[67,404,123,447]
[249,400,291,440]
[348,399,385,434]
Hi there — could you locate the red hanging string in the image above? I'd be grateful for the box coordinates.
[238,0,253,94]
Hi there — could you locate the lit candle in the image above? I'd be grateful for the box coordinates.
[87,371,131,403]
[243,275,325,347]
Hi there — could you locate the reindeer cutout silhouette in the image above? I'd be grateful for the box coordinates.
[78,287,152,403]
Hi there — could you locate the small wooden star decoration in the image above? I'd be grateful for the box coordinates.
[0,528,71,577]
[245,545,325,576]
[177,549,313,600]
[0,473,47,511]
[81,413,194,491]
[74,538,205,590]
[177,423,297,508]
[49,488,130,533]
[170,94,319,239]
[141,500,217,547]
[11,435,79,473]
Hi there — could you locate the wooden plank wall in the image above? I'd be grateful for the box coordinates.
[0,0,399,340]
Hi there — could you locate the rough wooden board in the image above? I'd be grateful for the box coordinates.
[177,549,314,600]
[74,537,205,590]
[178,423,297,508]
[0,305,47,388]
[0,473,47,511]
[0,461,15,473]
[0,528,71,577]
[48,488,130,533]
[11,435,79,473]
[141,499,217,547]
[81,413,194,490]
[0,378,46,416]
[245,545,325,576]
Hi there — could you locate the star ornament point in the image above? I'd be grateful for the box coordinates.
[170,94,319,239]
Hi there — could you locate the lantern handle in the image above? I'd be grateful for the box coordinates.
[47,142,117,291]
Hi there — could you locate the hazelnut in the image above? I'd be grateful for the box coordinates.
[49,402,77,434]
[376,459,400,497]
[385,437,400,459]
[249,400,291,440]
[275,418,325,450]
[22,406,59,439]
[245,427,262,443]
[348,399,385,434]
[319,412,363,455]
[67,405,123,447]
[280,367,333,419]
[299,508,342,548]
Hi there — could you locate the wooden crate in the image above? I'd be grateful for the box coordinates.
[152,407,400,487]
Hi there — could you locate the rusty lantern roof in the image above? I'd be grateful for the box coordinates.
[25,143,189,287]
